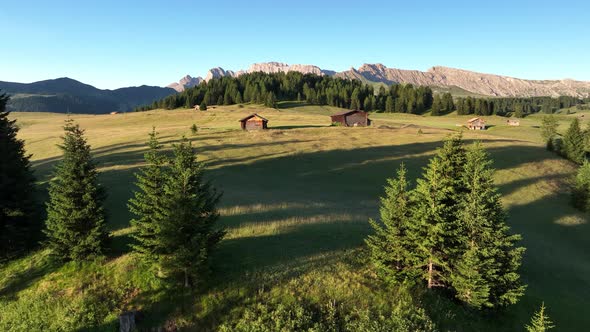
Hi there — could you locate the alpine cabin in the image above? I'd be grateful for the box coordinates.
[239,114,269,130]
[467,117,486,130]
[330,110,371,127]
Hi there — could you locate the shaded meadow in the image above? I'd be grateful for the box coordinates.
[2,105,588,331]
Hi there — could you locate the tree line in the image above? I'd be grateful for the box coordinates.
[452,96,583,117]
[135,72,435,114]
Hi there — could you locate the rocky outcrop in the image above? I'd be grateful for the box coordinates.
[168,62,590,97]
[205,67,237,82]
[338,64,590,98]
[167,75,203,92]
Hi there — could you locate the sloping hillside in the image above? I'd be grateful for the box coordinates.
[0,78,176,114]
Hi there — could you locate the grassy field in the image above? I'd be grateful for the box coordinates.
[1,103,589,331]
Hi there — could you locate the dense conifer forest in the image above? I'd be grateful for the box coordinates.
[137,72,586,118]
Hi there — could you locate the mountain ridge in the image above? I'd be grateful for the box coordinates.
[170,62,590,97]
[0,77,176,114]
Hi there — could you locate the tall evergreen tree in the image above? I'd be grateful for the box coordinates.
[410,156,453,288]
[571,161,590,211]
[128,128,167,265]
[44,120,108,261]
[540,115,558,150]
[159,138,225,287]
[0,91,37,261]
[366,164,416,282]
[431,94,442,116]
[526,302,555,332]
[408,134,467,288]
[451,143,525,308]
[385,96,394,113]
[564,118,586,164]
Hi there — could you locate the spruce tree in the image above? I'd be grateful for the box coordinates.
[199,101,207,111]
[431,95,442,116]
[0,91,37,261]
[159,138,225,287]
[44,120,108,261]
[564,118,586,164]
[128,128,167,265]
[409,156,453,288]
[526,302,555,332]
[540,115,558,150]
[407,135,467,288]
[451,142,525,308]
[571,161,590,211]
[385,96,394,113]
[366,164,416,282]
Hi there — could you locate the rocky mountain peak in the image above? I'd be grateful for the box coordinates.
[167,62,590,98]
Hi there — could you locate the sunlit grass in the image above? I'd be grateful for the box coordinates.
[3,105,590,331]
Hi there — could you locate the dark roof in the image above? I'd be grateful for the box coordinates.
[238,113,269,122]
[330,110,366,117]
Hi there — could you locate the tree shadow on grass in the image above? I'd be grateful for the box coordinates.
[0,251,58,299]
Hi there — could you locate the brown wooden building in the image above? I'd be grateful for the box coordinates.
[467,117,486,130]
[239,114,269,130]
[330,110,371,127]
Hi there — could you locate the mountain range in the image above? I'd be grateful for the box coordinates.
[169,62,590,98]
[0,78,175,114]
[2,62,589,114]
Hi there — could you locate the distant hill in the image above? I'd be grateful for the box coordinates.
[0,78,176,114]
[170,62,590,98]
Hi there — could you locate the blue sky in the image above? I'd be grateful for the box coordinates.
[1,0,588,89]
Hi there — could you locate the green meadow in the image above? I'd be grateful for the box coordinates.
[1,103,589,331]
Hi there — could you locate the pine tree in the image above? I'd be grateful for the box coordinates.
[385,96,394,113]
[350,88,361,110]
[0,91,37,261]
[431,94,442,116]
[366,164,416,282]
[526,303,555,332]
[409,134,467,288]
[44,120,108,261]
[410,156,453,288]
[265,92,277,108]
[190,124,198,135]
[540,115,558,150]
[451,142,525,308]
[200,101,207,111]
[128,128,167,265]
[564,118,586,164]
[159,138,225,287]
[363,96,372,111]
[450,245,490,308]
[571,161,590,211]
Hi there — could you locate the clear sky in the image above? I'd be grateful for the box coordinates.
[1,0,588,89]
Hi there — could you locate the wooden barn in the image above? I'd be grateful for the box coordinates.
[330,110,371,127]
[467,117,486,130]
[507,119,520,126]
[239,113,269,130]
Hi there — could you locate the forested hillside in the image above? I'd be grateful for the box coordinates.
[0,78,175,114]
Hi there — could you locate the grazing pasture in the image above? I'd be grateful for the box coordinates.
[1,103,589,331]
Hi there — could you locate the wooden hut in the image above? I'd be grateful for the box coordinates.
[239,114,269,130]
[467,117,486,130]
[330,110,371,127]
[507,119,520,126]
